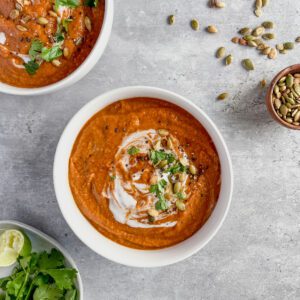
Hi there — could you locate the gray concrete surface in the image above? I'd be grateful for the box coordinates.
[0,0,300,299]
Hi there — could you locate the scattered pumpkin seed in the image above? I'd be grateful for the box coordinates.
[37,17,48,25]
[239,38,247,46]
[148,209,159,217]
[262,0,269,7]
[52,59,61,67]
[239,27,251,35]
[49,10,57,17]
[255,0,262,9]
[262,21,274,29]
[231,37,239,44]
[16,25,27,32]
[215,1,226,8]
[283,42,294,50]
[252,26,265,36]
[158,129,169,136]
[225,54,233,65]
[254,8,262,17]
[242,59,254,71]
[262,33,275,40]
[84,16,92,32]
[168,15,175,25]
[295,37,300,43]
[207,25,218,33]
[176,200,186,211]
[216,47,226,58]
[248,40,257,47]
[191,19,199,31]
[173,182,182,194]
[217,92,229,100]
[189,165,197,175]
[244,35,255,41]
[276,44,284,51]
[260,79,267,88]
[262,47,271,55]
[63,47,69,58]
[9,9,19,20]
[268,48,277,59]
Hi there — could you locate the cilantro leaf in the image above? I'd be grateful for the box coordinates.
[164,162,186,174]
[33,284,63,300]
[42,269,77,290]
[127,146,140,155]
[24,60,39,75]
[85,0,98,7]
[29,39,43,60]
[41,45,63,62]
[62,18,73,31]
[6,271,26,297]
[55,0,80,10]
[155,194,168,211]
[149,150,175,165]
[65,289,77,300]
[38,249,65,270]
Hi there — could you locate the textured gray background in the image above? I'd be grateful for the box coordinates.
[0,0,300,299]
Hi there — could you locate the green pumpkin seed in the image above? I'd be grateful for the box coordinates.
[158,129,169,136]
[276,44,284,51]
[207,25,218,33]
[268,48,277,59]
[284,42,294,50]
[262,0,269,7]
[217,92,229,100]
[279,105,288,116]
[274,98,281,109]
[220,46,230,55]
[176,200,186,211]
[239,27,251,35]
[189,165,197,175]
[167,15,175,25]
[286,74,294,88]
[37,17,48,25]
[242,59,254,71]
[252,26,265,36]
[148,209,159,217]
[159,160,168,168]
[262,33,275,40]
[262,21,274,29]
[173,182,182,194]
[294,111,300,122]
[254,8,262,17]
[262,47,271,55]
[255,0,262,8]
[294,83,300,95]
[248,40,257,47]
[225,54,233,65]
[295,37,300,43]
[279,49,288,54]
[244,35,255,41]
[191,19,199,31]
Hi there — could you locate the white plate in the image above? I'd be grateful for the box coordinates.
[0,220,83,299]
[54,86,233,268]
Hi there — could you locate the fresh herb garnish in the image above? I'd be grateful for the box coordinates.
[55,0,80,10]
[177,192,186,200]
[149,150,175,165]
[41,45,63,62]
[24,60,39,75]
[127,146,140,155]
[62,18,73,32]
[109,175,116,181]
[164,162,187,174]
[0,248,78,300]
[150,179,168,211]
[28,39,43,60]
[85,0,98,7]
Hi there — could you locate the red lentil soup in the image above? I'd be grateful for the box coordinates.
[69,98,221,249]
[0,0,105,88]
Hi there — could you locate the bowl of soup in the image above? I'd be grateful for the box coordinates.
[53,86,233,267]
[0,0,113,95]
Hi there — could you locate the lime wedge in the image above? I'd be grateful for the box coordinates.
[0,229,32,267]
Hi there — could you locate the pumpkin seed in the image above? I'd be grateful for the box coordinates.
[231,37,239,44]
[239,27,251,35]
[167,138,173,149]
[16,25,27,32]
[254,8,262,17]
[294,111,300,122]
[286,118,293,124]
[49,10,57,17]
[262,47,271,55]
[279,105,288,116]
[262,0,269,6]
[148,209,159,217]
[179,173,187,182]
[173,182,182,194]
[215,1,226,8]
[225,54,233,65]
[255,0,262,9]
[37,17,48,25]
[9,9,19,20]
[239,38,247,46]
[244,35,255,41]
[176,200,186,211]
[286,74,294,88]
[52,59,61,67]
[217,92,229,100]
[159,160,168,168]
[260,79,267,88]
[84,16,92,32]
[262,21,274,29]
[168,15,175,25]
[242,59,254,71]
[257,43,266,50]
[295,37,300,43]
[158,129,169,136]
[284,42,294,50]
[279,49,287,54]
[252,26,265,36]
[248,40,257,47]
[268,48,277,59]
[276,44,284,51]
[207,25,218,33]
[262,33,275,40]
[191,19,199,31]
[189,165,197,175]
[274,98,281,109]
[216,47,226,58]
[63,47,69,58]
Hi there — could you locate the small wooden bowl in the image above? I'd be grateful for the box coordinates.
[266,64,300,130]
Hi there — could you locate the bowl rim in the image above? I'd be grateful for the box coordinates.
[0,0,113,96]
[0,219,83,299]
[266,63,300,130]
[53,86,233,268]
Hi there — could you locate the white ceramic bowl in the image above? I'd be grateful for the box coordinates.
[53,86,233,267]
[0,220,83,299]
[0,0,113,96]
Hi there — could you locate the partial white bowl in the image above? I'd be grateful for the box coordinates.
[53,86,233,267]
[0,220,83,299]
[0,0,113,96]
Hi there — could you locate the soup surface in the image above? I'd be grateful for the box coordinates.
[0,0,104,88]
[69,98,221,249]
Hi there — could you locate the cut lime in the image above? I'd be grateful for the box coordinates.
[0,229,32,267]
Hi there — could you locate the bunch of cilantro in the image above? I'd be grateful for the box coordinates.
[0,248,78,300]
